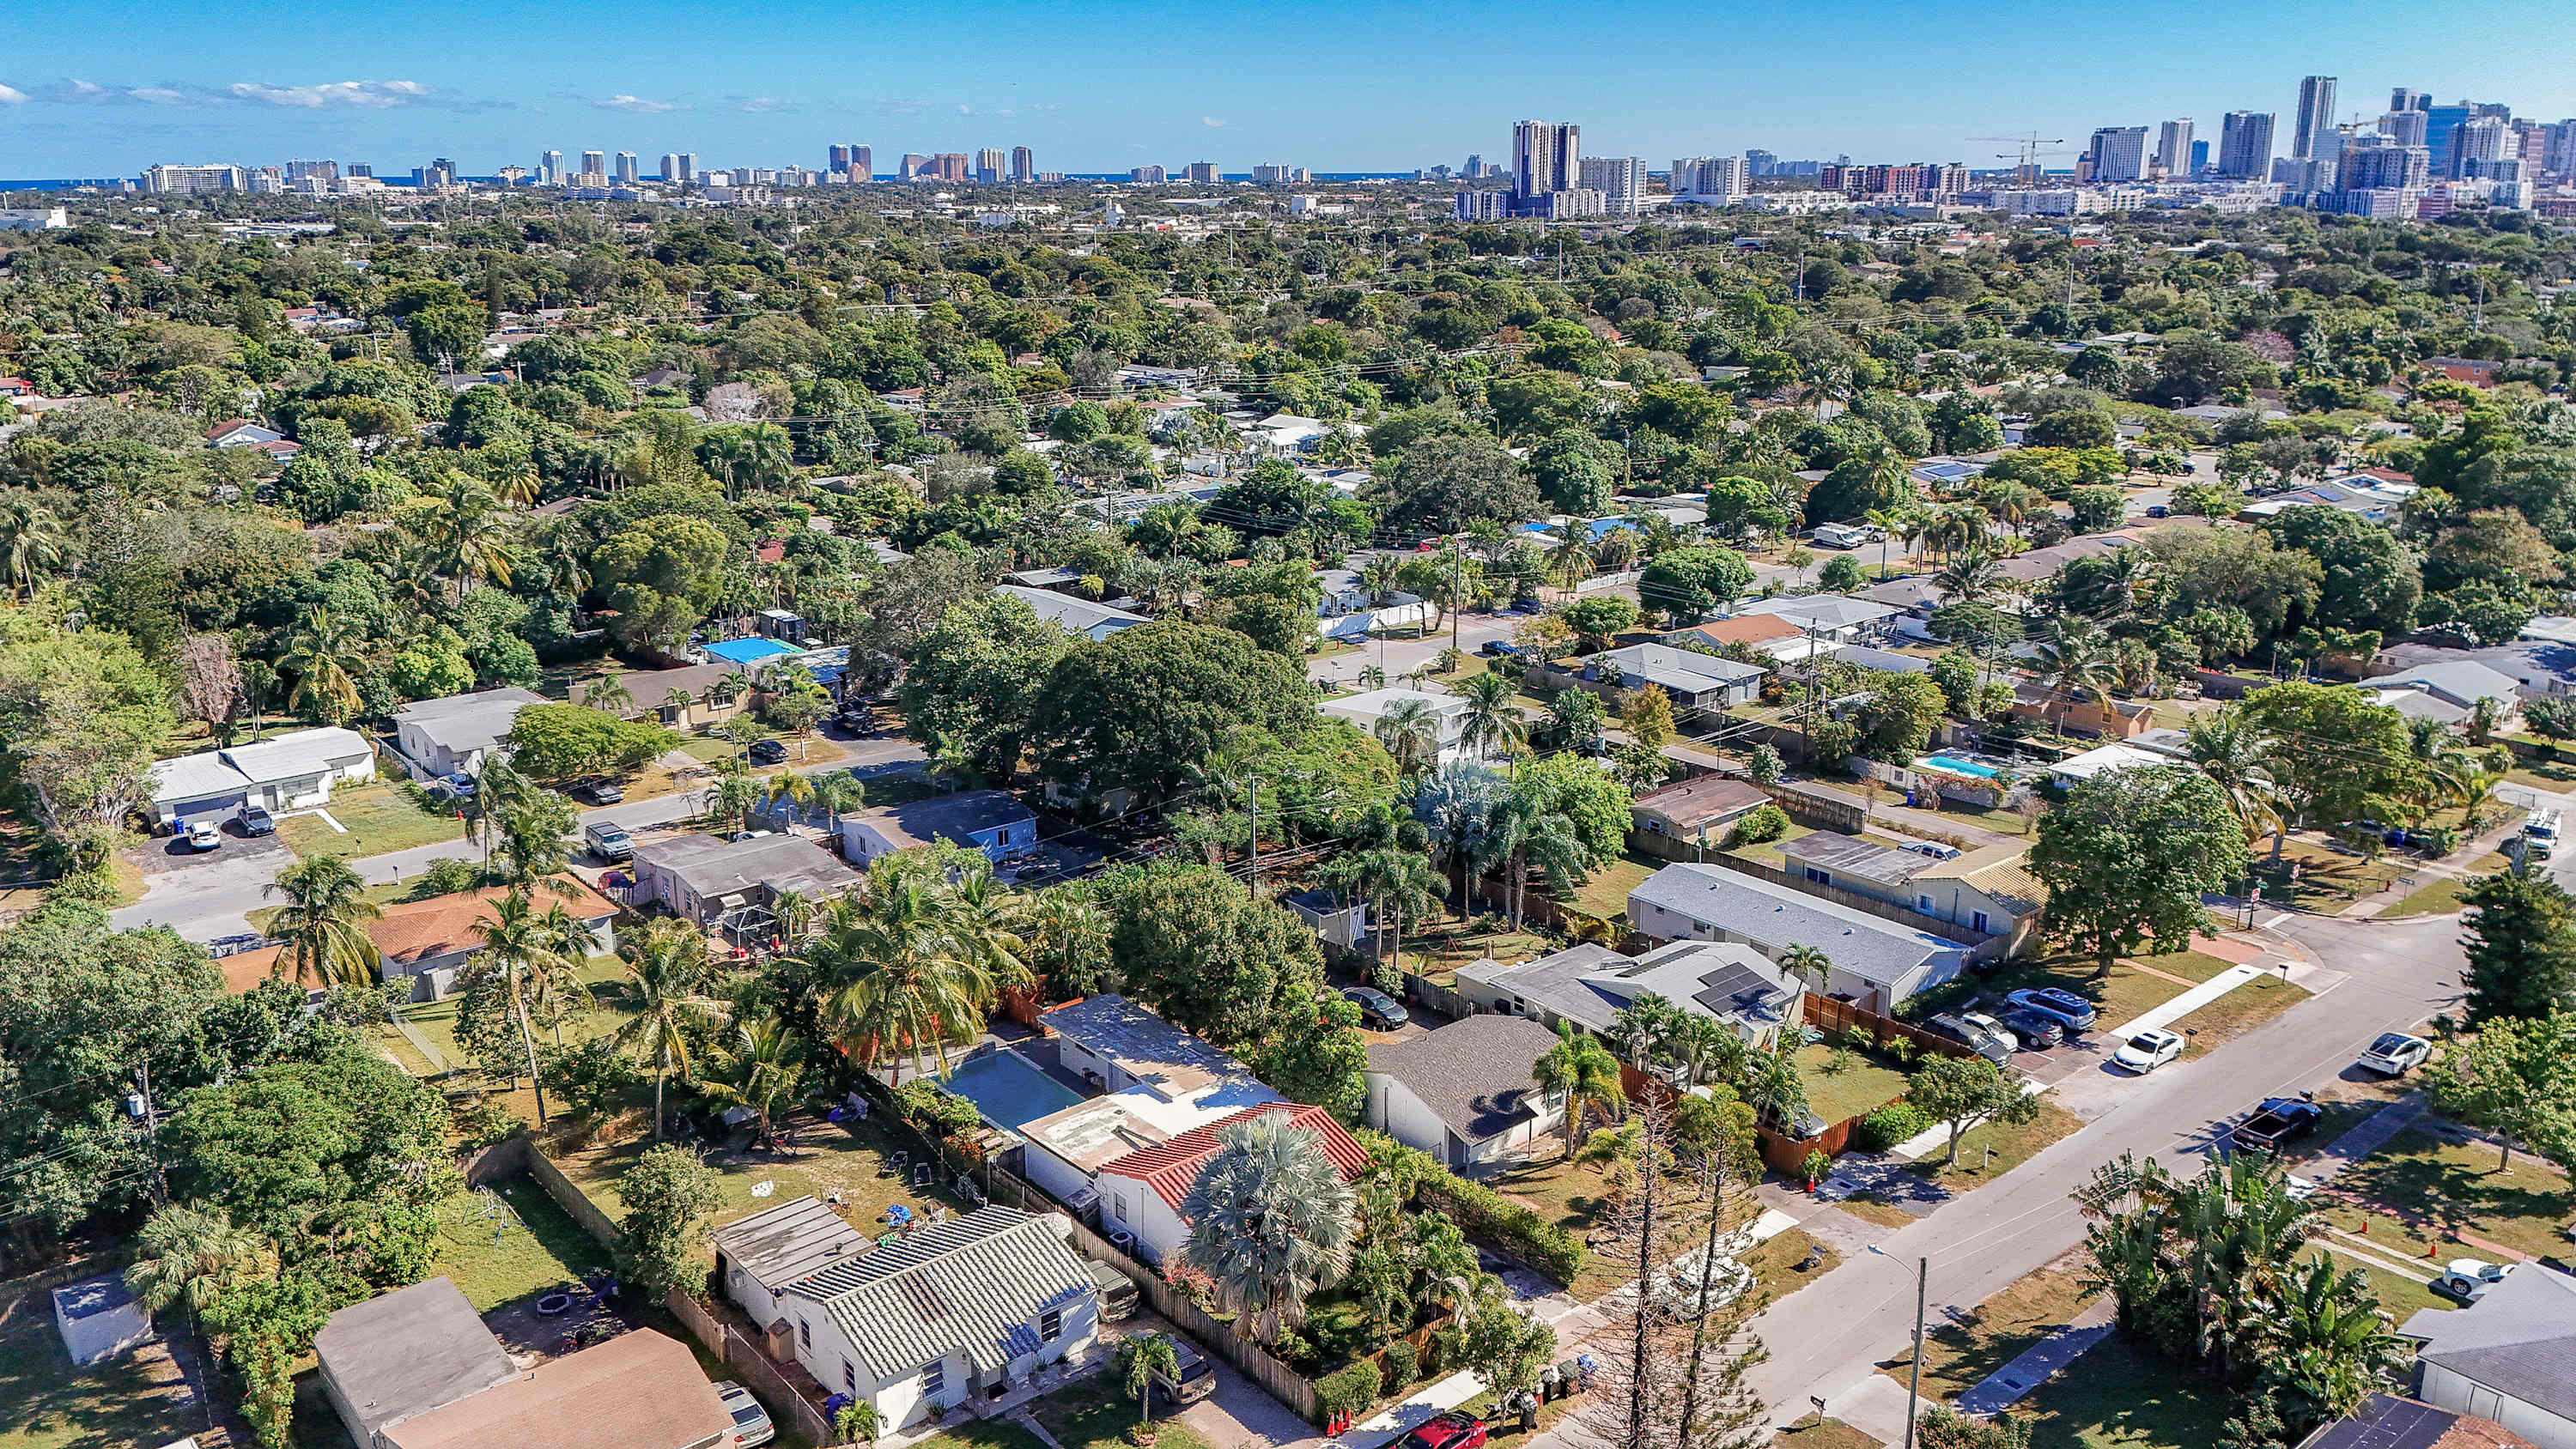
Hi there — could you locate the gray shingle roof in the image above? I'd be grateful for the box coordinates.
[1628,862,1970,986]
[1365,1015,1560,1141]
[788,1206,1096,1379]
[313,1277,517,1445]
[2403,1264,2576,1423]
[994,584,1147,637]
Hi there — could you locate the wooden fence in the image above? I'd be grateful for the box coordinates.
[1402,972,1469,1021]
[1803,994,1980,1062]
[665,1286,839,1448]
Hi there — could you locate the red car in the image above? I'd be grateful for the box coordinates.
[1399,1412,1487,1449]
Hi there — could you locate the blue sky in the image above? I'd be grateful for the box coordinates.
[5,0,2573,178]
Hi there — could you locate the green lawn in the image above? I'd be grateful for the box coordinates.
[0,1279,207,1449]
[906,1419,1051,1449]
[1563,851,1662,921]
[1916,959,2190,1035]
[277,781,469,859]
[2123,950,2237,984]
[429,1175,613,1309]
[1777,1420,1885,1449]
[1911,1100,2087,1186]
[2320,1246,2451,1323]
[1880,1267,2097,1399]
[2251,839,2408,906]
[2382,875,2475,919]
[1794,1043,1910,1126]
[1029,1375,1216,1449]
[2015,1334,2235,1449]
[1745,1226,1841,1304]
[2314,1125,2576,1264]
[2173,976,2311,1059]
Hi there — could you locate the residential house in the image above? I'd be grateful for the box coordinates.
[1854,577,1951,643]
[1582,644,1768,712]
[769,1206,1101,1430]
[1092,1102,1367,1263]
[1319,687,1473,763]
[2008,682,2155,739]
[993,584,1147,641]
[391,688,544,780]
[1775,834,2044,952]
[206,419,287,449]
[2401,1264,2576,1449]
[146,726,377,830]
[1361,1014,1565,1170]
[836,790,1040,864]
[755,608,809,644]
[368,876,621,1001]
[1660,615,1808,658]
[1016,995,1283,1213]
[314,1277,519,1449]
[2049,742,2179,785]
[630,833,864,925]
[1631,775,1774,856]
[1284,886,1370,951]
[2300,1395,2537,1449]
[1627,861,1973,1009]
[573,663,756,729]
[1455,938,1804,1047]
[703,635,802,668]
[714,1194,897,1342]
[2357,660,2527,725]
[1003,566,1087,595]
[1728,594,1900,643]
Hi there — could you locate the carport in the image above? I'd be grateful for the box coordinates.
[148,753,253,833]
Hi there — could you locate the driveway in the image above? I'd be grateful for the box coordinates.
[1313,611,1522,688]
[116,829,294,941]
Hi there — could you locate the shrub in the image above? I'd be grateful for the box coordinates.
[1857,1100,1932,1151]
[893,1080,981,1137]
[837,1402,882,1444]
[1379,1340,1420,1395]
[1422,1321,1462,1379]
[1414,1166,1584,1284]
[1315,1361,1383,1425]
[1725,803,1790,847]
[413,856,483,898]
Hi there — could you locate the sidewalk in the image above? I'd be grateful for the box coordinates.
[1953,1298,2117,1415]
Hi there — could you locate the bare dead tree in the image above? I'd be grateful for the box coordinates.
[176,634,243,743]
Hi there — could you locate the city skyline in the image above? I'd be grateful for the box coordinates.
[6,0,2575,177]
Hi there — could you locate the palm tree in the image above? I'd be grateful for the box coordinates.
[476,885,578,1124]
[1862,506,1910,579]
[1669,1014,1750,1088]
[1178,1113,1358,1345]
[2184,707,2286,846]
[798,859,1000,1082]
[0,496,73,597]
[1116,1333,1182,1434]
[663,687,699,725]
[1374,696,1444,776]
[767,887,817,943]
[2259,1255,2407,1427]
[584,673,635,719]
[1324,846,1441,968]
[1356,663,1388,689]
[1546,527,1595,591]
[265,853,383,989]
[2032,619,2116,738]
[280,605,367,724]
[125,1204,274,1349]
[1777,943,1833,997]
[1933,548,2002,605]
[1531,1021,1624,1155]
[699,1014,808,1144]
[2403,716,2484,815]
[418,472,516,600]
[807,770,868,819]
[1358,552,1406,604]
[1024,888,1112,997]
[611,916,729,1139]
[1739,1038,1811,1134]
[1453,673,1525,761]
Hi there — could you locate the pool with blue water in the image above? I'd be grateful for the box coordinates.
[939,1049,1086,1130]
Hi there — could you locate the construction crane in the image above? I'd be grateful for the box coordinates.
[1971,133,2069,187]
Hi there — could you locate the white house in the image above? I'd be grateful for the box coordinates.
[1320,687,1473,763]
[1362,1015,1565,1171]
[145,726,377,830]
[391,688,544,780]
[1627,862,1972,1011]
[836,790,1040,865]
[2402,1263,2576,1449]
[760,1205,1101,1431]
[1014,995,1284,1220]
[993,584,1147,641]
[1091,1102,1368,1263]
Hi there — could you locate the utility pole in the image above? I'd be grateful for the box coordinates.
[1245,775,1260,887]
[1449,532,1466,660]
[1905,1255,1928,1449]
[136,1059,168,1207]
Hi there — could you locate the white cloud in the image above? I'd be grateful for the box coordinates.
[129,87,192,106]
[0,83,25,105]
[995,106,1015,118]
[227,79,428,107]
[875,97,930,116]
[731,96,790,113]
[957,103,974,115]
[58,79,112,101]
[598,93,678,112]
[1200,115,1225,128]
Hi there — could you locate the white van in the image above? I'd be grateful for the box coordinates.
[1812,523,1870,549]
[2524,809,2561,859]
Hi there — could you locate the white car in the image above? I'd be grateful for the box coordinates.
[2111,1028,2185,1073]
[713,1381,775,1447]
[1902,840,1963,860]
[2356,1032,2433,1076]
[1959,1010,2022,1051]
[186,821,223,852]
[2285,1174,2320,1201]
[2432,1258,2515,1303]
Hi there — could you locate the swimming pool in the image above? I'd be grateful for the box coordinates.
[940,1049,1086,1130]
[1917,755,2002,779]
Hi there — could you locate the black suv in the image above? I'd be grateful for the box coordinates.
[749,738,789,765]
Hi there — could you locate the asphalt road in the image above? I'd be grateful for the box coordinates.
[109,734,930,943]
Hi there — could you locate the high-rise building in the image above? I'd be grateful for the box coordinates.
[2547,121,2576,179]
[2337,134,2429,191]
[1250,162,1304,186]
[615,152,639,185]
[677,154,698,183]
[347,164,373,179]
[2293,76,2338,160]
[1011,146,1034,183]
[1454,189,1510,221]
[2380,109,2430,149]
[2391,88,2430,113]
[1128,165,1166,184]
[1183,161,1218,184]
[2450,116,2510,178]
[1669,155,1749,203]
[2154,119,2195,178]
[929,153,969,183]
[1577,155,1643,215]
[900,153,930,179]
[975,148,1005,184]
[540,150,564,185]
[2086,126,2148,182]
[2190,139,2210,173]
[283,159,339,183]
[1743,149,1778,177]
[580,149,607,179]
[2217,112,2275,178]
[659,154,682,182]
[2423,102,2476,176]
[143,164,249,193]
[1510,120,1580,207]
[829,144,853,173]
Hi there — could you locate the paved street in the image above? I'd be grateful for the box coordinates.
[109,734,930,942]
[1310,609,1522,688]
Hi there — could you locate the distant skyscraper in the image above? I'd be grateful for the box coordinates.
[1743,149,1778,177]
[848,146,872,179]
[2217,112,2275,178]
[1454,189,1510,221]
[2293,76,2338,160]
[540,149,563,185]
[930,153,969,183]
[2190,140,2209,173]
[2086,126,2148,182]
[1577,155,1643,214]
[1669,155,1748,203]
[580,149,606,180]
[284,159,338,183]
[1510,120,1580,208]
[614,152,638,185]
[975,148,1005,184]
[829,144,853,173]
[901,153,930,179]
[2154,119,2195,177]
[2450,115,2510,178]
[1129,164,1167,184]
[2380,110,2429,149]
[1183,161,1219,184]
[1011,146,1034,183]
[2391,88,2430,113]
[677,154,697,183]
[660,153,682,182]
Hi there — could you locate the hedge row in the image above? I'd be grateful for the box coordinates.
[1315,1361,1382,1423]
[1415,1168,1583,1286]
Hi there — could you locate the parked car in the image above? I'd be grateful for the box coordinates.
[2356,1032,2433,1076]
[1509,597,1546,615]
[571,776,626,805]
[1998,1008,2065,1050]
[2005,987,2099,1032]
[1900,840,1962,860]
[1341,985,1411,1031]
[1148,1337,1218,1406]
[238,804,276,836]
[2144,503,2170,518]
[186,821,222,852]
[2232,1095,2324,1155]
[1811,522,1870,549]
[584,822,635,863]
[748,738,789,765]
[2431,1258,2515,1303]
[836,706,877,734]
[1087,1260,1139,1321]
[2111,1028,2186,1074]
[208,931,271,957]
[1959,1009,2024,1052]
[1479,640,1521,658]
[1397,1411,1488,1449]
[712,1381,775,1448]
[1925,1013,2014,1064]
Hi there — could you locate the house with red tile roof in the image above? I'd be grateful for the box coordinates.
[1092,1101,1366,1264]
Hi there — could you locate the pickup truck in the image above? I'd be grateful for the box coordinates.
[2232,1095,2324,1155]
